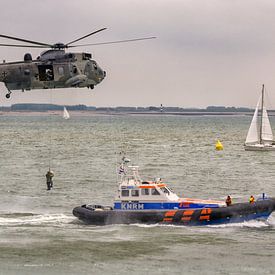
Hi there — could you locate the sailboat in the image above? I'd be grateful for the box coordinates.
[63,106,70,120]
[244,84,275,151]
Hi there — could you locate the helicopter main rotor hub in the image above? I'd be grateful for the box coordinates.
[52,43,67,49]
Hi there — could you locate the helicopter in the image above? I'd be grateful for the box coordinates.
[0,28,155,98]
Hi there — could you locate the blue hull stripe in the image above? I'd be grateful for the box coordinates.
[114,202,220,210]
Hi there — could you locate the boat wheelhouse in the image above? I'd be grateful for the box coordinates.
[114,163,225,211]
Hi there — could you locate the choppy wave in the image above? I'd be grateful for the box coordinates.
[0,213,74,226]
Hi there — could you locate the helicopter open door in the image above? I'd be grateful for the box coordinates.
[38,65,54,81]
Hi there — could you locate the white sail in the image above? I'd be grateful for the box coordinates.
[63,107,70,119]
[261,106,273,143]
[245,97,260,144]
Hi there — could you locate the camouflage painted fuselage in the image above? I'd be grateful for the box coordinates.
[0,50,105,92]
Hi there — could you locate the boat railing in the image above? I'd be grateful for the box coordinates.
[119,165,142,185]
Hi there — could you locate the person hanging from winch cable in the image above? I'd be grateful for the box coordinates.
[46,169,54,190]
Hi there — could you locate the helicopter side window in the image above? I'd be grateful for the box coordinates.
[93,63,98,70]
[38,65,54,81]
[58,67,64,76]
[72,65,78,74]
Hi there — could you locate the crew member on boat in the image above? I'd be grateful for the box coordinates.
[226,195,232,206]
[249,195,255,204]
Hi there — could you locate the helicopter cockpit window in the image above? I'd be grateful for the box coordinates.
[82,53,92,60]
[38,65,54,81]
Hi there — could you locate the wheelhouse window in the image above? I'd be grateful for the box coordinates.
[131,190,139,197]
[151,188,160,195]
[160,187,170,195]
[121,190,129,197]
[141,189,150,195]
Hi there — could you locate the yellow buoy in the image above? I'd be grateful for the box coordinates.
[215,140,223,150]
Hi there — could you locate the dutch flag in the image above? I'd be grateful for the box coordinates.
[118,165,125,175]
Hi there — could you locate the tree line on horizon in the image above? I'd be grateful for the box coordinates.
[0,103,256,112]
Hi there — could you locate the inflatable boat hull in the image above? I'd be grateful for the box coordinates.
[73,198,275,226]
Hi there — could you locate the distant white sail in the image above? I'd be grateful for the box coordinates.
[63,107,70,120]
[244,85,275,151]
[245,98,260,144]
[261,106,273,143]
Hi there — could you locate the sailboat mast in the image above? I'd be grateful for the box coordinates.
[259,84,265,144]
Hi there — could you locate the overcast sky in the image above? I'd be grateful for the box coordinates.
[1,0,275,108]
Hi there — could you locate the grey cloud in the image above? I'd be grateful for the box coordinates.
[1,0,275,108]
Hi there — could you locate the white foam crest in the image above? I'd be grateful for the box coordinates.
[207,219,271,229]
[267,215,275,226]
[0,213,74,226]
[129,217,275,230]
[131,223,164,228]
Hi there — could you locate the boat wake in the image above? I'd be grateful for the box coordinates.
[131,215,275,229]
[205,214,275,229]
[207,219,273,229]
[0,213,74,226]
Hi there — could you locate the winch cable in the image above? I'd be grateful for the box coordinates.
[107,108,129,182]
[47,90,54,173]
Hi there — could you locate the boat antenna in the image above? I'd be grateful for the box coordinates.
[259,84,264,144]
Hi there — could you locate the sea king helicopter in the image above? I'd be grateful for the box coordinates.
[0,28,155,98]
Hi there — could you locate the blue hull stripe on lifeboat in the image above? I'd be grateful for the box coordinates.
[114,202,220,210]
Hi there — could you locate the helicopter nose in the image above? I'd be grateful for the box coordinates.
[99,69,106,78]
[96,69,106,83]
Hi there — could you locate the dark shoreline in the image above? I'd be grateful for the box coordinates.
[0,110,255,116]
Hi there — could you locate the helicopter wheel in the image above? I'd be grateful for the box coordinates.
[5,93,11,99]
[89,85,94,89]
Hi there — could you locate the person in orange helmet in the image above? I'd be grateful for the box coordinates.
[249,195,255,204]
[226,195,232,206]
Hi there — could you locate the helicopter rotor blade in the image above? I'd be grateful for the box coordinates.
[0,34,51,47]
[68,36,156,48]
[0,43,48,48]
[66,28,107,46]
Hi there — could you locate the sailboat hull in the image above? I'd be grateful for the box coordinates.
[244,144,275,151]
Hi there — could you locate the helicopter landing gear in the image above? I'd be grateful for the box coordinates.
[5,90,11,99]
[88,85,94,89]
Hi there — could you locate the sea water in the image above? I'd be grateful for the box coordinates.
[0,113,274,275]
